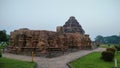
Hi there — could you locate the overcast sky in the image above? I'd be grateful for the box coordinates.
[0,0,120,40]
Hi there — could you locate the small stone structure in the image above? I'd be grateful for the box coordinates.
[9,16,91,54]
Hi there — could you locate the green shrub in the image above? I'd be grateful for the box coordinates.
[97,44,100,47]
[106,48,116,54]
[115,46,120,51]
[101,51,114,61]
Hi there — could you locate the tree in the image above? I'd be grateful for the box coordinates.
[95,35,104,43]
[0,30,8,43]
[95,35,120,44]
[104,35,120,44]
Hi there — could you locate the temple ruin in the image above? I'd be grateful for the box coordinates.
[9,16,91,55]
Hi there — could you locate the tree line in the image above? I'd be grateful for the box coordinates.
[95,35,120,44]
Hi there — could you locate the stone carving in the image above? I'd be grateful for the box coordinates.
[63,16,85,34]
[9,16,91,54]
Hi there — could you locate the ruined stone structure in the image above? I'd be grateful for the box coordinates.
[9,16,91,54]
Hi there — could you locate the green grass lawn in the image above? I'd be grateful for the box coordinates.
[70,52,120,68]
[0,57,36,68]
[100,44,115,48]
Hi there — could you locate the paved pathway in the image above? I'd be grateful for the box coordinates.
[3,48,105,68]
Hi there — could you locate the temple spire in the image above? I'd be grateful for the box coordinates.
[63,16,85,34]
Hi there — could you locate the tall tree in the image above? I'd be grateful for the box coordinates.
[0,30,8,43]
[95,35,104,43]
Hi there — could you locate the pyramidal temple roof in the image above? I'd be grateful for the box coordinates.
[63,16,85,34]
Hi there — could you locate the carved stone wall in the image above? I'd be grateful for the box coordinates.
[9,16,91,54]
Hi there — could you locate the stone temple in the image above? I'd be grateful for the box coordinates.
[57,16,85,34]
[9,16,91,55]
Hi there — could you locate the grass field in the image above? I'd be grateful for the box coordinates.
[70,52,120,68]
[100,44,115,48]
[0,57,36,68]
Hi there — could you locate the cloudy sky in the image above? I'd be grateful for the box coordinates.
[0,0,120,40]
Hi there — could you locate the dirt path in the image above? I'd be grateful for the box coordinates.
[3,48,105,68]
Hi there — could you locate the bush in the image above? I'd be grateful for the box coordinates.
[97,44,100,47]
[101,51,114,61]
[115,46,120,51]
[106,48,116,54]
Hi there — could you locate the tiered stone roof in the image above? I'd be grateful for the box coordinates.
[63,16,85,34]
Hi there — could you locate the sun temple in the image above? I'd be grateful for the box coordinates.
[9,16,92,55]
[57,16,85,34]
